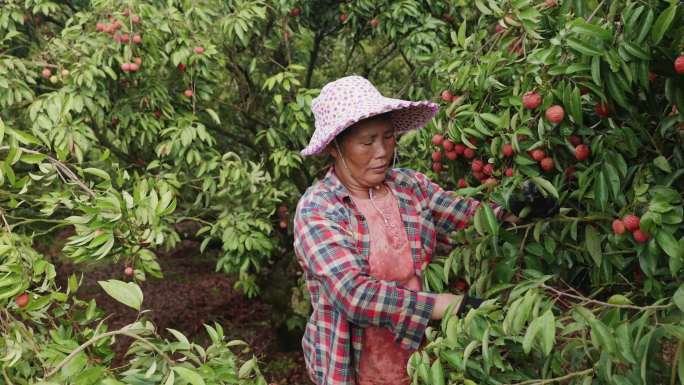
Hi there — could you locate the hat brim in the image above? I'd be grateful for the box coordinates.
[301,98,438,156]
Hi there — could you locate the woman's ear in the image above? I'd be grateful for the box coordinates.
[328,138,346,160]
[326,144,339,160]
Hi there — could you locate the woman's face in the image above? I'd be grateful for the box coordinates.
[329,117,396,189]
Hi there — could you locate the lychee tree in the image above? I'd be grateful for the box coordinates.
[0,0,464,382]
[400,0,684,384]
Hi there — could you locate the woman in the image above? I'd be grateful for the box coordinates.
[293,76,514,385]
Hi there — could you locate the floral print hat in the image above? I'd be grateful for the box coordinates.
[301,75,439,156]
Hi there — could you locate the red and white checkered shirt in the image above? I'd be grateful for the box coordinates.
[294,167,501,385]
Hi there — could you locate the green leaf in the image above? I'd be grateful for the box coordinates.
[61,352,88,378]
[163,371,175,385]
[591,56,602,85]
[482,203,499,237]
[616,323,637,364]
[622,42,651,60]
[540,310,555,355]
[97,280,143,311]
[569,18,612,41]
[173,367,205,385]
[82,167,111,180]
[607,294,632,305]
[430,358,445,385]
[653,155,672,173]
[238,356,257,379]
[205,108,221,125]
[594,170,609,211]
[515,155,537,166]
[167,328,191,347]
[566,37,603,56]
[569,86,582,126]
[102,378,126,385]
[674,284,684,312]
[20,153,45,164]
[523,314,542,354]
[606,73,628,109]
[603,162,621,200]
[458,21,467,48]
[462,340,480,370]
[651,5,677,44]
[473,206,486,236]
[590,319,616,354]
[529,177,558,199]
[474,0,492,15]
[585,225,602,266]
[663,324,684,341]
[635,9,654,44]
[671,247,683,277]
[657,231,682,259]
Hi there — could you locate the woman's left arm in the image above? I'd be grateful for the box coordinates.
[412,171,514,244]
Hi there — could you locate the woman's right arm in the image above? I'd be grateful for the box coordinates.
[294,201,460,350]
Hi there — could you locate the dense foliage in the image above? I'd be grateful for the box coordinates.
[409,1,684,384]
[1,0,683,384]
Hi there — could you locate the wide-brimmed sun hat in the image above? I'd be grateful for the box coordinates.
[301,75,439,156]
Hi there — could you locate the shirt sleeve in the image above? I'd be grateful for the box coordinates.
[412,171,504,248]
[293,200,438,350]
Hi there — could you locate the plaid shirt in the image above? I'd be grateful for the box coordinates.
[293,167,502,385]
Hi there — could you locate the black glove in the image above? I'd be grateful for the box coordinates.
[507,181,559,219]
[457,294,484,315]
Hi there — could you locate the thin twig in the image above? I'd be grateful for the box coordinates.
[44,328,174,379]
[2,366,14,385]
[0,146,96,199]
[542,284,672,311]
[0,208,11,232]
[587,0,606,23]
[519,225,531,254]
[504,367,594,385]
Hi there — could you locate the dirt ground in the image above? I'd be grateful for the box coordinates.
[51,234,312,385]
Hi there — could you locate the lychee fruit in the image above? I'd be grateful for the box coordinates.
[622,215,640,232]
[522,92,542,110]
[545,105,565,124]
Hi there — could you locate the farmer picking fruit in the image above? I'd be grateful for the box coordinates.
[293,76,550,385]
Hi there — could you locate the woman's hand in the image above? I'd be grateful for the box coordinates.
[430,293,485,320]
[430,293,463,320]
[507,181,560,220]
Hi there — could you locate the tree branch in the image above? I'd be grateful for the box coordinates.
[364,42,397,79]
[398,48,415,72]
[342,30,363,74]
[305,31,324,88]
[542,284,673,311]
[0,146,96,199]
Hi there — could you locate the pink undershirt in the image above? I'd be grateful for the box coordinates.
[351,186,421,385]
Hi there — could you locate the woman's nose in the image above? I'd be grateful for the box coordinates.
[374,140,391,157]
